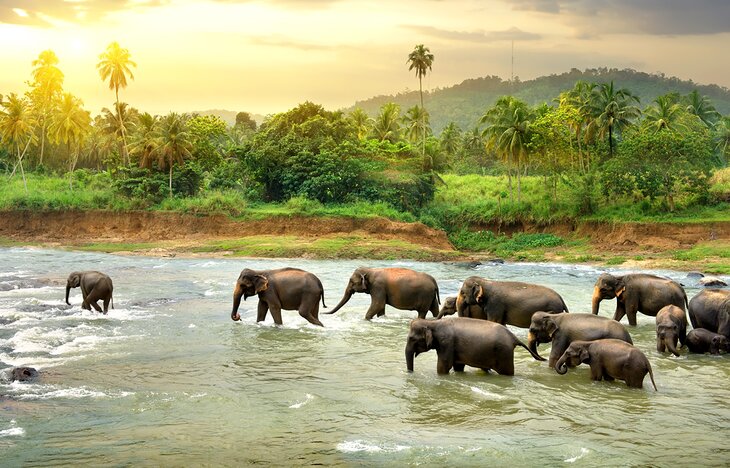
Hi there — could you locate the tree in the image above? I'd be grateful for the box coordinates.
[402,105,431,144]
[29,49,64,166]
[0,93,36,192]
[371,103,402,143]
[129,112,158,167]
[348,108,372,141]
[47,92,91,189]
[558,80,596,172]
[97,42,136,163]
[643,93,688,133]
[406,44,434,163]
[685,90,720,128]
[439,122,461,159]
[101,102,137,163]
[585,81,640,158]
[235,111,257,132]
[151,113,193,197]
[715,116,730,164]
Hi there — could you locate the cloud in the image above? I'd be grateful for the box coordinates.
[248,35,334,51]
[0,0,166,26]
[500,0,730,35]
[403,25,541,43]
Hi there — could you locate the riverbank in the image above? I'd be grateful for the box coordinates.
[1,210,728,272]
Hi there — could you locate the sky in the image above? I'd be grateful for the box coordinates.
[1,0,729,116]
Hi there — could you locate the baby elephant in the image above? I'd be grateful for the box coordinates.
[686,328,730,355]
[66,271,114,313]
[405,317,545,376]
[555,339,657,390]
[436,296,484,319]
[655,305,688,357]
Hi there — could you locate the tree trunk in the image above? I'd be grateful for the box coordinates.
[116,88,129,165]
[608,124,614,158]
[419,75,426,167]
[169,164,173,197]
[39,120,46,167]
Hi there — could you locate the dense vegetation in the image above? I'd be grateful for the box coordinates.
[1,46,729,254]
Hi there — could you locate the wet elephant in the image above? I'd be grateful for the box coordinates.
[326,267,439,320]
[435,296,485,320]
[405,317,545,375]
[554,339,657,390]
[455,276,568,328]
[66,271,114,313]
[688,289,730,338]
[231,268,326,326]
[528,312,633,368]
[655,305,688,357]
[686,328,730,355]
[591,273,687,326]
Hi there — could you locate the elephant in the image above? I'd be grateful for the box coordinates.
[231,268,326,326]
[655,305,688,357]
[591,273,687,326]
[686,328,730,355]
[326,267,440,320]
[454,276,568,328]
[554,339,657,390]
[66,271,114,313]
[688,289,730,338]
[405,317,545,375]
[435,296,485,319]
[528,312,633,368]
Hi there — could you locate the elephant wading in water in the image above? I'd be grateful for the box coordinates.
[688,289,730,338]
[591,273,687,326]
[454,276,568,328]
[66,271,114,313]
[528,312,633,368]
[655,305,688,357]
[554,339,657,390]
[326,267,439,320]
[435,296,485,320]
[231,268,326,326]
[405,317,545,375]
[686,329,730,355]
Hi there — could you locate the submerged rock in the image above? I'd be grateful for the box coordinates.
[2,367,39,382]
[686,271,705,279]
[699,276,728,288]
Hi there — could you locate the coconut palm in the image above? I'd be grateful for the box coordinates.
[0,93,36,192]
[30,49,64,166]
[402,105,432,144]
[715,116,730,164]
[371,103,402,143]
[643,93,688,133]
[47,92,91,189]
[97,42,136,163]
[348,108,372,141]
[101,102,137,162]
[129,112,158,166]
[439,122,461,157]
[406,44,434,162]
[149,112,193,197]
[558,80,596,171]
[685,90,721,128]
[585,81,640,157]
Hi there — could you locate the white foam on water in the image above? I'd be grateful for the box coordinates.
[470,386,505,400]
[188,323,197,328]
[0,420,25,438]
[565,447,590,463]
[7,382,134,400]
[337,440,411,453]
[289,393,314,409]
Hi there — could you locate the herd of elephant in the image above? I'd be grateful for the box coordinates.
[65,267,730,391]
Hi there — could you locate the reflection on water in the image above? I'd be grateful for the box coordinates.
[0,248,728,465]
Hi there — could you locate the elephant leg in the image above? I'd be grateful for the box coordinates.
[416,308,428,319]
[429,299,439,319]
[364,295,387,320]
[436,358,452,374]
[624,298,639,326]
[103,297,111,314]
[495,360,515,376]
[603,374,615,381]
[613,302,627,323]
[256,301,269,322]
[269,305,283,325]
[299,301,323,327]
[453,363,465,372]
[85,289,104,313]
[657,336,665,353]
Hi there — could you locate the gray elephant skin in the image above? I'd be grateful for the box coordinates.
[528,312,633,368]
[688,289,730,338]
[436,296,484,319]
[686,328,730,355]
[454,276,569,328]
[591,273,687,326]
[554,339,657,390]
[405,317,545,375]
[655,305,688,357]
[231,268,326,326]
[326,267,440,320]
[66,271,114,313]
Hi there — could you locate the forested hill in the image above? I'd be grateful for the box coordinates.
[349,68,730,134]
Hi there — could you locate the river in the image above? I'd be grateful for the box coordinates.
[0,248,728,466]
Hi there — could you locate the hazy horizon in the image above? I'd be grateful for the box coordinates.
[1,0,729,116]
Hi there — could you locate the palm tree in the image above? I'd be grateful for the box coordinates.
[371,103,402,143]
[129,112,158,165]
[715,116,730,164]
[348,108,372,141]
[47,92,92,189]
[558,80,596,172]
[101,102,136,163]
[685,90,720,128]
[585,81,640,157]
[406,44,434,163]
[30,49,64,166]
[402,105,431,144]
[481,96,533,204]
[0,93,36,192]
[643,93,688,133]
[97,42,136,163]
[149,112,193,197]
[440,122,461,157]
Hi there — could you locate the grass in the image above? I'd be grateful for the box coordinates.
[76,242,161,252]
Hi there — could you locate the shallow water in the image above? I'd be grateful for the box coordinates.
[0,248,728,466]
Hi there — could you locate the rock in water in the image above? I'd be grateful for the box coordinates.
[11,367,39,382]
[699,276,728,288]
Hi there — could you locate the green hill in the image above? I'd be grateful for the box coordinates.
[348,67,730,134]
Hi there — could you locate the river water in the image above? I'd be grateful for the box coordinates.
[0,247,728,466]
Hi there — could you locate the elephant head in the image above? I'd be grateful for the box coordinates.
[657,323,680,356]
[456,277,485,316]
[592,273,624,315]
[405,319,435,372]
[231,269,269,321]
[555,342,590,374]
[711,334,730,355]
[436,297,457,319]
[66,272,82,305]
[328,268,370,315]
[527,311,560,360]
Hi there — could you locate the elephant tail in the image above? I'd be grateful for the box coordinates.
[647,362,658,391]
[317,278,327,308]
[111,295,115,310]
[517,339,546,362]
[435,283,441,305]
[560,296,569,313]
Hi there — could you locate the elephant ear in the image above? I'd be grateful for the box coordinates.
[545,319,559,339]
[68,273,81,287]
[616,286,626,299]
[253,275,269,294]
[425,328,434,348]
[475,285,485,304]
[360,273,367,291]
[579,347,590,363]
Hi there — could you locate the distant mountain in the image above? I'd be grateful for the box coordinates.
[348,67,730,135]
[192,109,266,127]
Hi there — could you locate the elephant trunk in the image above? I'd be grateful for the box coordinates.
[65,284,71,305]
[324,288,353,315]
[591,286,602,315]
[527,331,543,360]
[555,355,569,375]
[666,337,680,357]
[405,343,415,372]
[231,283,244,321]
